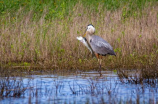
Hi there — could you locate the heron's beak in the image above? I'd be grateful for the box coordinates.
[83,31,87,37]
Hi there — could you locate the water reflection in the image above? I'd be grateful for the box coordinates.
[0,71,158,104]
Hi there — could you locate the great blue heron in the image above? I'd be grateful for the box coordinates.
[83,24,116,76]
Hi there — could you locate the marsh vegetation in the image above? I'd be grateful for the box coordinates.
[0,0,158,70]
[0,0,158,103]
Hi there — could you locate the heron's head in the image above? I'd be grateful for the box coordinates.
[83,24,95,37]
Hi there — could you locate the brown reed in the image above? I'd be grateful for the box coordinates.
[0,3,158,70]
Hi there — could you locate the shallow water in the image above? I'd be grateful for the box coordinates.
[0,71,158,104]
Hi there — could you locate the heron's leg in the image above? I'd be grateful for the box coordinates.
[95,53,102,76]
[95,53,100,70]
[99,56,102,76]
[95,53,99,59]
[95,53,99,63]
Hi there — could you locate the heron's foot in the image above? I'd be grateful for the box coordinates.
[97,66,101,72]
[99,71,102,77]
[98,64,102,76]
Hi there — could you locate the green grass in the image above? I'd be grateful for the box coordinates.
[0,0,158,70]
[1,0,157,20]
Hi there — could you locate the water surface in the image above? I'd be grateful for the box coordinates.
[0,71,158,104]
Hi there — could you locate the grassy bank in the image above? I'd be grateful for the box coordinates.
[0,0,158,70]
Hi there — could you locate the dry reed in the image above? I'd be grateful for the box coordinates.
[0,3,158,70]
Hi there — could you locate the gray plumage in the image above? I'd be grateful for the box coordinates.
[90,35,116,56]
[84,24,116,56]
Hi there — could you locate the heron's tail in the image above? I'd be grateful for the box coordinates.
[110,50,116,56]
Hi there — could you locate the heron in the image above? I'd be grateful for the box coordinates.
[83,24,116,76]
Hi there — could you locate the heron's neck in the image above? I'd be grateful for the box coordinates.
[86,34,92,43]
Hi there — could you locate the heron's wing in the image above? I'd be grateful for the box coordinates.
[90,35,115,55]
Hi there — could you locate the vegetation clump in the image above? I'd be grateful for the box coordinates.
[0,0,158,70]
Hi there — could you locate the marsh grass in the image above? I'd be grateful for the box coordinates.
[0,0,158,71]
[118,68,158,86]
[0,75,29,98]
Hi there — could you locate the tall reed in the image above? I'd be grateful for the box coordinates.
[0,1,158,70]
